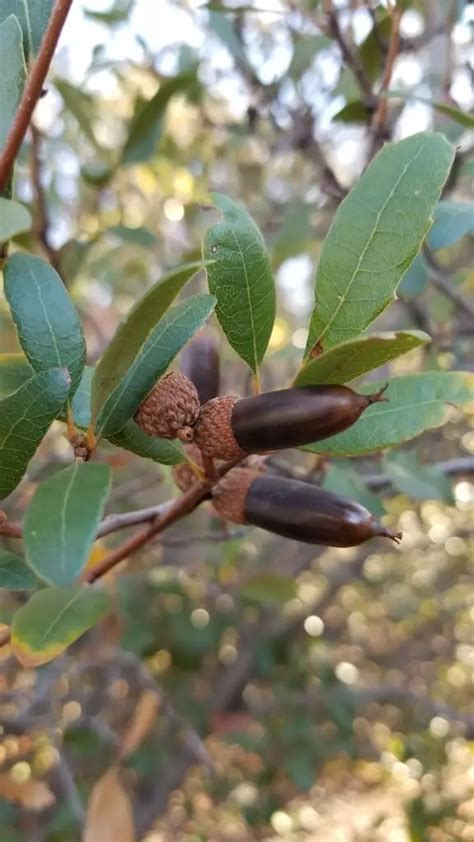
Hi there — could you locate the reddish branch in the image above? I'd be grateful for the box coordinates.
[370,0,402,150]
[0,0,74,194]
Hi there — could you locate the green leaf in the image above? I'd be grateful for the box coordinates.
[3,254,86,395]
[383,91,474,129]
[288,34,330,80]
[240,573,297,604]
[0,15,26,155]
[304,371,474,457]
[0,353,33,399]
[122,71,196,165]
[108,419,184,465]
[106,225,159,248]
[92,261,206,423]
[24,463,111,586]
[0,1,30,60]
[271,203,312,268]
[203,193,276,374]
[398,254,428,298]
[0,368,71,500]
[96,294,216,436]
[69,365,93,429]
[428,201,474,250]
[208,10,253,71]
[0,198,32,241]
[322,464,384,516]
[382,451,454,504]
[305,133,455,355]
[11,584,110,666]
[294,330,429,387]
[333,100,371,124]
[0,551,38,590]
[26,0,54,54]
[55,78,101,149]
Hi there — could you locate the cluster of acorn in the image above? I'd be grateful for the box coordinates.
[134,336,401,549]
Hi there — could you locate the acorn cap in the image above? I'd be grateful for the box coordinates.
[172,444,205,492]
[135,372,200,441]
[211,468,259,524]
[193,395,247,461]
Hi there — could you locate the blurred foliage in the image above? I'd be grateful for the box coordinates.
[0,0,473,840]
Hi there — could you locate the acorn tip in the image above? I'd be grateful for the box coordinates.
[368,383,389,405]
[377,524,402,544]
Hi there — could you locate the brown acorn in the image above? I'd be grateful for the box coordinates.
[193,384,387,461]
[172,444,205,492]
[212,469,401,548]
[135,372,200,442]
[180,331,220,404]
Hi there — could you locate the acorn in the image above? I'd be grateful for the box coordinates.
[172,444,205,492]
[212,469,401,548]
[134,372,200,442]
[180,331,220,404]
[193,384,387,461]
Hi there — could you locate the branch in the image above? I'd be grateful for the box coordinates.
[425,250,474,319]
[0,0,74,194]
[29,123,62,273]
[322,0,375,108]
[369,0,402,155]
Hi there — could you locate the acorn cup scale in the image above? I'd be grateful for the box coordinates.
[134,372,200,442]
[193,384,387,460]
[212,469,401,548]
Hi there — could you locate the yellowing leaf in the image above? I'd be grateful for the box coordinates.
[0,773,55,810]
[83,767,135,842]
[119,690,160,759]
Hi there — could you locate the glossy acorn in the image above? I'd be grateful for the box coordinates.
[180,331,220,404]
[212,469,401,548]
[193,384,387,461]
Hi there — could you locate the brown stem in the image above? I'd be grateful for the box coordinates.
[29,124,63,273]
[323,0,376,108]
[0,0,74,194]
[370,0,402,153]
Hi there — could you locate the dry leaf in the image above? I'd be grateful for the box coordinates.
[83,766,135,842]
[119,690,160,759]
[0,773,55,810]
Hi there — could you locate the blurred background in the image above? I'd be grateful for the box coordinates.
[0,0,473,840]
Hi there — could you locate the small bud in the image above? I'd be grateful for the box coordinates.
[135,372,200,442]
[212,469,402,548]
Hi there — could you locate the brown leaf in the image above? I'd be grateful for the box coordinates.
[0,774,55,810]
[119,690,160,759]
[83,766,135,842]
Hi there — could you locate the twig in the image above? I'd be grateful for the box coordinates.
[97,501,174,538]
[322,0,375,108]
[425,250,474,319]
[0,0,74,194]
[29,124,62,273]
[370,0,402,154]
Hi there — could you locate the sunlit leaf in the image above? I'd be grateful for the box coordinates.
[83,767,135,842]
[11,584,110,666]
[294,331,429,387]
[203,193,276,374]
[96,294,216,436]
[3,254,86,395]
[92,261,206,422]
[55,77,101,148]
[0,551,38,590]
[304,371,474,457]
[0,368,71,500]
[305,133,454,355]
[24,463,111,586]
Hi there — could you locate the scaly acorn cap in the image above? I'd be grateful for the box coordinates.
[172,444,205,492]
[212,469,402,547]
[192,395,247,461]
[135,372,200,442]
[192,384,387,460]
